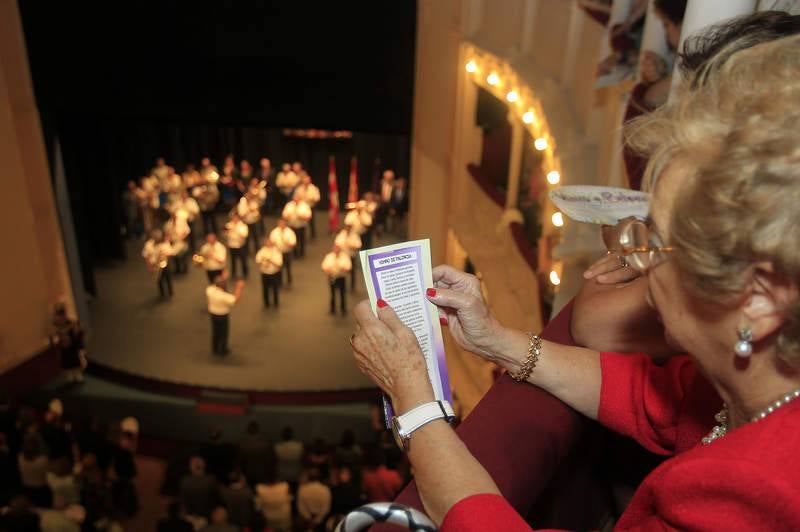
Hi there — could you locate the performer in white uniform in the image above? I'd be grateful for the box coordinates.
[237,186,263,254]
[206,272,245,356]
[334,222,362,292]
[164,211,191,274]
[269,219,297,286]
[142,229,174,299]
[275,163,299,211]
[198,233,227,283]
[282,198,312,258]
[254,238,283,308]
[344,200,374,250]
[225,213,250,278]
[170,191,200,251]
[293,173,320,239]
[321,244,352,315]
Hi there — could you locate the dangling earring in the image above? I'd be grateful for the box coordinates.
[734,326,753,358]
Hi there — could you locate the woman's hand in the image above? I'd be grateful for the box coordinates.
[585,217,644,285]
[426,265,504,361]
[583,252,641,285]
[351,300,434,413]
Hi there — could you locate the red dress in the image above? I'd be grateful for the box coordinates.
[441,352,800,531]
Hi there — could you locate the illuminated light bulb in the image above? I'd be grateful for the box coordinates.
[522,110,534,124]
[551,211,564,227]
[549,270,561,286]
[534,137,548,151]
[506,90,519,103]
[487,72,500,86]
[465,60,477,73]
[546,170,561,185]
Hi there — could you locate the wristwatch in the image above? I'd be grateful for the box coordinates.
[392,400,456,451]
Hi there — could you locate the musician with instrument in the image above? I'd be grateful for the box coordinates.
[199,156,219,183]
[293,173,320,239]
[193,178,220,235]
[237,181,265,254]
[321,244,352,315]
[139,174,160,234]
[257,157,274,216]
[170,191,200,252]
[334,221,362,293]
[196,233,227,283]
[164,211,191,274]
[142,229,174,299]
[269,218,297,287]
[255,237,283,308]
[275,163,299,211]
[281,197,312,258]
[344,200,374,250]
[225,212,250,278]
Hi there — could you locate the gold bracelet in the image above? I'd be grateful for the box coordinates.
[510,332,542,382]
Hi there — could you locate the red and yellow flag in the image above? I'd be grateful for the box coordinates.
[347,156,359,204]
[328,155,339,233]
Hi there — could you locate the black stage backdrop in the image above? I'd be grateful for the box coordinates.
[18,1,417,296]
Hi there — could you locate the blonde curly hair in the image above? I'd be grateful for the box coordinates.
[626,34,800,363]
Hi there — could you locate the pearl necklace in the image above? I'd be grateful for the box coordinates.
[702,387,800,445]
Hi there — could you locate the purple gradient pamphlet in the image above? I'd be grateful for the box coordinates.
[359,239,451,426]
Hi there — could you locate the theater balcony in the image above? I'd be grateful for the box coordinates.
[405,0,661,413]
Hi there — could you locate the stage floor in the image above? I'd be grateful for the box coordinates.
[87,214,401,393]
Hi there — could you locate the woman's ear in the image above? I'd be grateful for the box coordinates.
[742,262,799,342]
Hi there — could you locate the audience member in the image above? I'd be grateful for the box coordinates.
[0,494,41,531]
[201,506,239,532]
[330,465,364,518]
[45,457,79,506]
[39,400,71,462]
[377,431,403,471]
[218,471,254,530]
[202,427,235,485]
[73,418,112,473]
[179,456,218,521]
[254,473,292,532]
[296,468,331,531]
[18,434,50,508]
[157,501,193,532]
[38,495,84,532]
[361,449,402,503]
[333,429,362,471]
[274,427,303,488]
[0,432,21,506]
[236,421,274,487]
[76,454,114,531]
[305,438,331,482]
[109,431,138,519]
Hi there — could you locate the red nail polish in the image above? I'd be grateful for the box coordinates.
[426,288,437,297]
[377,299,388,308]
[439,316,448,326]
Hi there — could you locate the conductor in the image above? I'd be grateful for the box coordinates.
[206,271,245,356]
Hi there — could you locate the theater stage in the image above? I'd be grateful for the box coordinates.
[86,213,401,401]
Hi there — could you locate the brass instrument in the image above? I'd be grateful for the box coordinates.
[152,257,168,279]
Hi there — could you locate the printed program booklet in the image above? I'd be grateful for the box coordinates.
[359,239,452,426]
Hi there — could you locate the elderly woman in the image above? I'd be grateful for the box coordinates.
[350,35,800,530]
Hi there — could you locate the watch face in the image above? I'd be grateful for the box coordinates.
[391,417,405,450]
